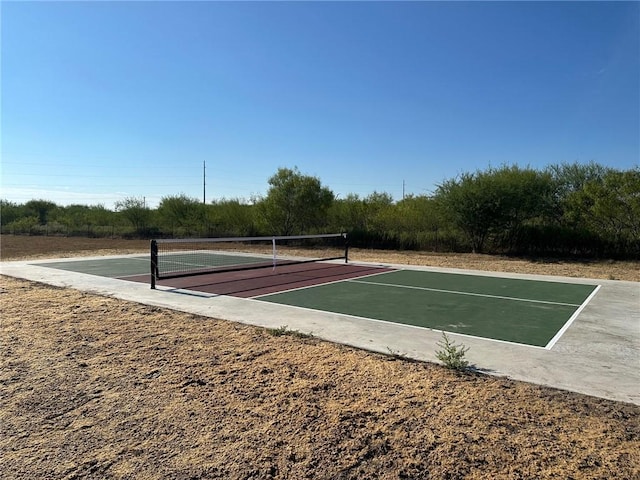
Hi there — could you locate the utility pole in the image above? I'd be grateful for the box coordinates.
[203,160,206,204]
[402,180,405,200]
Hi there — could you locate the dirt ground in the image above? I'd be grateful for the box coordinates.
[1,235,638,479]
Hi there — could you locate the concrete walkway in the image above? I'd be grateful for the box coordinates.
[2,256,638,405]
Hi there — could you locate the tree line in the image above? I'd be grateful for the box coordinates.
[1,162,638,259]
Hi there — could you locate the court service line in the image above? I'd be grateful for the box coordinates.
[347,279,583,307]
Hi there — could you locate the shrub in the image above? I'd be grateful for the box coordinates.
[435,332,470,371]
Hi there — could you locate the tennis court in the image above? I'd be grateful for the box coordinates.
[36,251,599,349]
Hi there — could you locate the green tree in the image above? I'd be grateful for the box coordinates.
[328,194,367,232]
[114,196,151,234]
[363,191,395,232]
[388,195,445,250]
[567,168,640,249]
[489,166,554,250]
[328,192,394,234]
[435,166,553,253]
[54,204,91,233]
[208,198,256,236]
[53,204,115,235]
[436,171,498,253]
[257,167,334,235]
[0,200,22,227]
[23,199,59,225]
[546,161,612,225]
[157,194,205,236]
[384,195,437,232]
[7,216,40,234]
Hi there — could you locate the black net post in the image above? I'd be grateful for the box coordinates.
[343,232,349,263]
[150,239,158,289]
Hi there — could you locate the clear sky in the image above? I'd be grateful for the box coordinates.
[2,1,638,209]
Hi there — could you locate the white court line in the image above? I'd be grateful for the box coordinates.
[544,284,602,350]
[348,279,583,307]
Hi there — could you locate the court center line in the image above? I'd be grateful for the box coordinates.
[347,279,583,307]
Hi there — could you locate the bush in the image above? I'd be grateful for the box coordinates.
[6,216,39,234]
[435,332,470,371]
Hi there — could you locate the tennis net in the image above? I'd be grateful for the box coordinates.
[150,233,348,288]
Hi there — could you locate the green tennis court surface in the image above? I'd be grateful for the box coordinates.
[257,270,599,348]
[38,256,150,277]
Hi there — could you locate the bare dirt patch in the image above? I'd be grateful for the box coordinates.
[0,235,150,261]
[1,235,639,479]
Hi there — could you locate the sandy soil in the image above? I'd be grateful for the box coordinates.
[1,235,638,479]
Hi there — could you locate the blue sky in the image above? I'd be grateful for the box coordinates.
[2,1,638,209]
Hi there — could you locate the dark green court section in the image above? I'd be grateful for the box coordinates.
[259,271,598,347]
[34,256,150,277]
